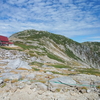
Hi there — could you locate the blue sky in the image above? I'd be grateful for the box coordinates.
[0,0,100,42]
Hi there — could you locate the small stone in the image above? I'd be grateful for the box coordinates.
[30,83,36,89]
[35,82,47,91]
[11,86,17,92]
[70,92,77,96]
[46,71,53,75]
[17,83,25,89]
[27,81,32,85]
[32,88,37,92]
[38,90,44,95]
[50,87,57,92]
[87,89,91,93]
[79,89,87,94]
[5,87,11,92]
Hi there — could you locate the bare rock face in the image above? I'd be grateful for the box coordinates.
[47,76,77,92]
[6,58,32,69]
[26,73,36,80]
[49,76,76,86]
[1,73,22,80]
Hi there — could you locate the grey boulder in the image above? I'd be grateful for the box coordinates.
[49,76,76,86]
[2,73,21,80]
[6,58,32,69]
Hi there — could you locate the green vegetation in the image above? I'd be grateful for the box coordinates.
[31,61,43,67]
[32,67,40,71]
[14,43,28,49]
[76,68,100,76]
[65,49,81,60]
[35,51,45,56]
[15,43,39,50]
[51,64,71,68]
[96,85,100,89]
[47,53,65,63]
[1,83,6,88]
[0,46,21,51]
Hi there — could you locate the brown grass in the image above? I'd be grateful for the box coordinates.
[11,79,18,83]
[17,68,29,70]
[10,71,18,74]
[4,78,10,82]
[39,69,44,72]
[0,67,3,69]
[96,85,100,89]
[81,87,88,90]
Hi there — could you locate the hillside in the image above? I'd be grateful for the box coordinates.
[9,29,100,69]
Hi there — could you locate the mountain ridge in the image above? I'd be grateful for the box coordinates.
[9,29,100,69]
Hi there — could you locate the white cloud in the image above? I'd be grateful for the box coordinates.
[0,0,100,42]
[7,0,28,4]
[59,0,73,4]
[90,36,100,39]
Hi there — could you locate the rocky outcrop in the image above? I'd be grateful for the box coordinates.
[6,58,32,69]
[49,76,76,86]
[1,73,22,80]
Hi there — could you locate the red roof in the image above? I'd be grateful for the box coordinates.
[0,35,9,41]
[0,35,13,45]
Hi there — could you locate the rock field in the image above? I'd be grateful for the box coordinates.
[0,48,100,100]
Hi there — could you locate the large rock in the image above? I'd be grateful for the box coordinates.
[49,76,76,86]
[35,82,47,91]
[2,73,22,80]
[6,58,32,69]
[30,82,47,91]
[46,71,53,75]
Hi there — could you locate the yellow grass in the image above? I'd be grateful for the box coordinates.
[10,71,18,74]
[11,79,18,83]
[4,79,10,82]
[17,68,29,70]
[39,69,44,72]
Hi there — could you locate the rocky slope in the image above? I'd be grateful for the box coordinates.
[9,29,100,69]
[0,49,100,100]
